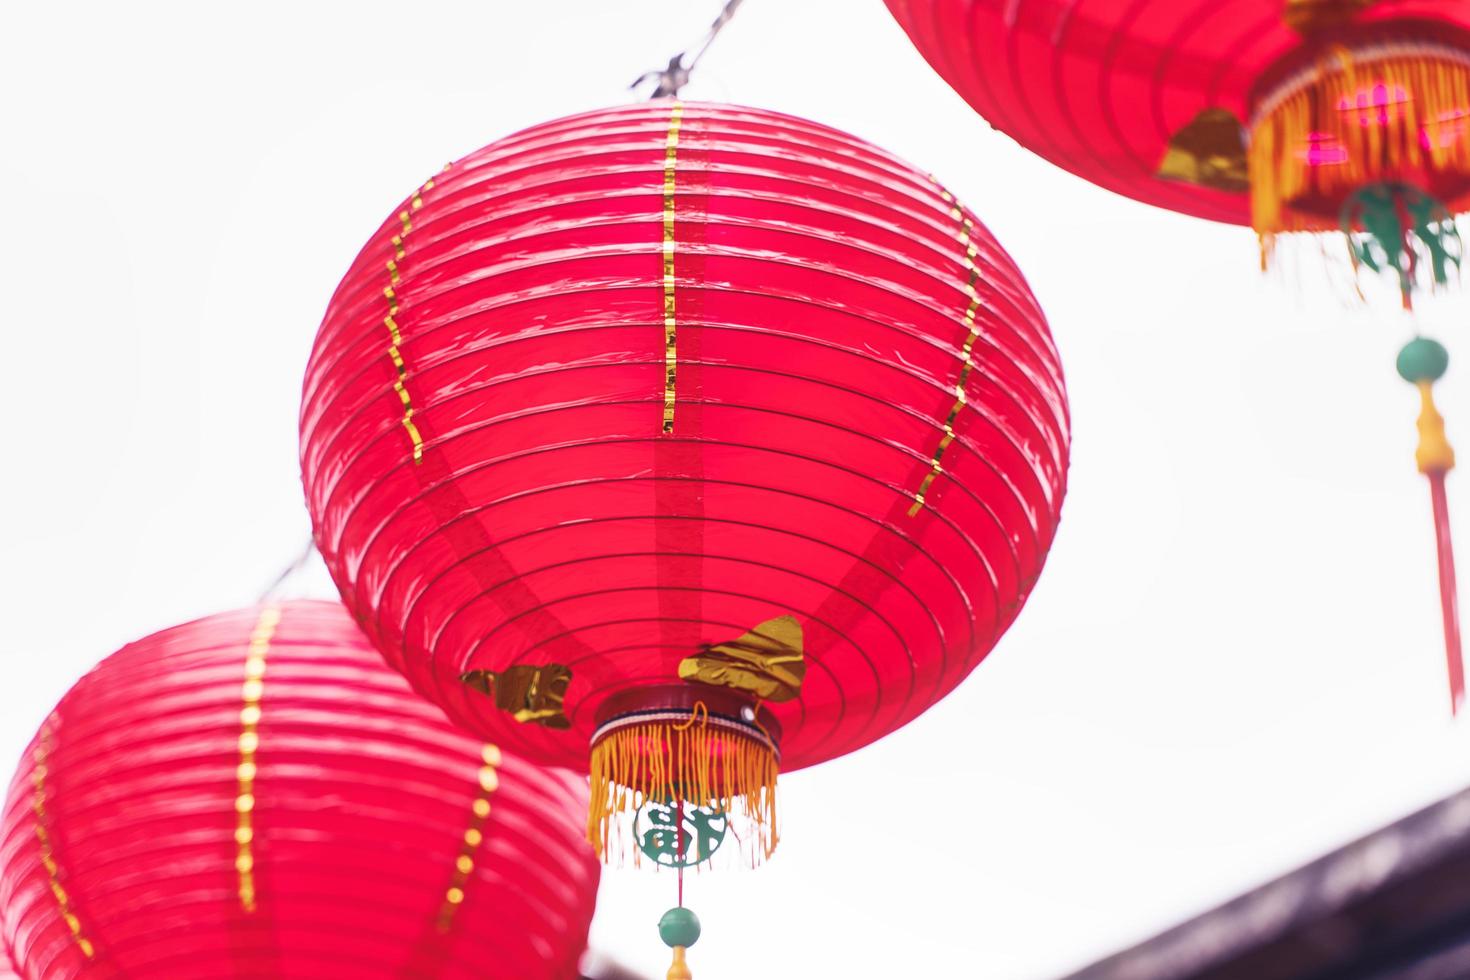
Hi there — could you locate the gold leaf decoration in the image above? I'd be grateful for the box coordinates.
[678,616,805,702]
[460,664,572,729]
[1158,108,1250,193]
[1283,0,1379,34]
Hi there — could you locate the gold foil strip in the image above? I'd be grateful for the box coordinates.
[1156,107,1250,192]
[661,102,684,435]
[31,715,96,959]
[235,604,280,913]
[909,185,983,517]
[459,663,573,728]
[436,744,502,930]
[383,172,445,465]
[678,615,807,702]
[1283,0,1379,33]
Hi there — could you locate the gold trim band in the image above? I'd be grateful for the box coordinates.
[383,172,445,464]
[436,744,502,930]
[910,185,983,517]
[32,715,95,959]
[661,102,684,435]
[235,604,280,913]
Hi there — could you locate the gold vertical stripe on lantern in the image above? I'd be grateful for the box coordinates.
[235,604,280,913]
[436,744,502,929]
[382,173,444,464]
[661,101,684,436]
[30,717,95,959]
[910,183,984,517]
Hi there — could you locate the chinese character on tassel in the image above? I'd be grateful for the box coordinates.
[1398,337,1465,714]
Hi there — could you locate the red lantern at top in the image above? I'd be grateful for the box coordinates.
[300,101,1069,869]
[886,0,1469,714]
[0,600,599,980]
[885,0,1470,271]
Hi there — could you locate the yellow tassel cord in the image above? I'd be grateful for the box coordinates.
[1417,380,1457,475]
[587,721,778,866]
[1251,45,1470,260]
[668,946,693,980]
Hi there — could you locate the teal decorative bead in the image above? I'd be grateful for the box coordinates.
[658,906,702,948]
[1398,337,1450,384]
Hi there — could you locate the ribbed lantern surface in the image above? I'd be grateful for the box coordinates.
[300,101,1069,860]
[884,0,1470,232]
[0,601,599,979]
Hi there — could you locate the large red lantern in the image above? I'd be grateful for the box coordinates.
[299,100,1069,873]
[0,600,599,980]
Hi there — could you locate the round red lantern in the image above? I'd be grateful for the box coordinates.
[884,1,1470,262]
[300,101,1069,866]
[0,600,599,980]
[884,1,1470,714]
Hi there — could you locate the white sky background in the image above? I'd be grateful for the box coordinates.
[5,1,1470,977]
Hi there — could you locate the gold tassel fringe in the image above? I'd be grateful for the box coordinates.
[587,720,779,866]
[1251,44,1470,251]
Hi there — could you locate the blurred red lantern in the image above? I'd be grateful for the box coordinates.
[884,0,1470,267]
[885,1,1470,714]
[300,100,1069,867]
[0,600,598,980]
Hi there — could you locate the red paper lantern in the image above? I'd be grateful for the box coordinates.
[0,601,599,980]
[300,101,1069,863]
[884,2,1470,714]
[884,1,1470,244]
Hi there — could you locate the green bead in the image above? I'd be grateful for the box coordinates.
[1398,337,1450,384]
[658,906,701,948]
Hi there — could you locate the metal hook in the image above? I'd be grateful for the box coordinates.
[631,0,745,99]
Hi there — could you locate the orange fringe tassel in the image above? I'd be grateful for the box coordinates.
[1251,44,1470,255]
[587,721,779,866]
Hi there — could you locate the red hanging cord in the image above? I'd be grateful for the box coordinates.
[1428,471,1465,713]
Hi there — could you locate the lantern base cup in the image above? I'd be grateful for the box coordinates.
[586,686,781,867]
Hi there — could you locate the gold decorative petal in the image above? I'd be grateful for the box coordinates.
[1158,108,1250,193]
[460,664,572,729]
[678,615,805,702]
[1283,0,1380,34]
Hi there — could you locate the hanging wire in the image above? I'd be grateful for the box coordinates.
[257,537,318,603]
[631,0,745,98]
